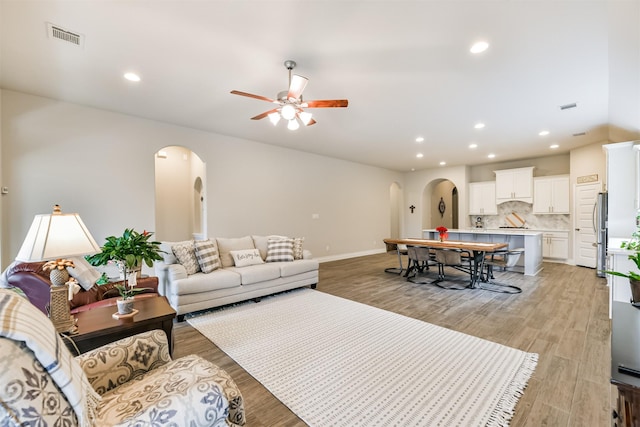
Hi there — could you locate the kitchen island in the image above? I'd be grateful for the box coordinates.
[423,229,543,276]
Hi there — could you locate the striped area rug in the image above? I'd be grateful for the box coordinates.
[188,288,537,426]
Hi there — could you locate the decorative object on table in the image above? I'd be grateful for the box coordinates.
[606,213,640,305]
[43,258,75,285]
[436,226,448,242]
[15,204,101,333]
[86,228,164,315]
[438,197,446,217]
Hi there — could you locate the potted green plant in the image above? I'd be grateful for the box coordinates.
[86,228,164,314]
[606,214,640,303]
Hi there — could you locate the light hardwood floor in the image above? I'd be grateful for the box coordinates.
[173,253,612,426]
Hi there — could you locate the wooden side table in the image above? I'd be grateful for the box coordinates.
[611,301,640,426]
[63,296,176,356]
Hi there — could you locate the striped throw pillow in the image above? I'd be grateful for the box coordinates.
[265,238,294,262]
[194,239,221,273]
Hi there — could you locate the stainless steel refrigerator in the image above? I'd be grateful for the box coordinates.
[595,192,608,277]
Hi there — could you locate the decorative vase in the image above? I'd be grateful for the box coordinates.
[49,269,69,286]
[439,236,445,242]
[116,298,135,315]
[630,279,640,304]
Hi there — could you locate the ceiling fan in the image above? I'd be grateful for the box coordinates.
[230,60,348,130]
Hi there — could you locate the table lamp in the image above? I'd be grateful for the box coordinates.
[15,204,100,333]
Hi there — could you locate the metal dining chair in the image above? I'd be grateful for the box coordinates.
[434,248,474,285]
[483,248,524,280]
[406,245,435,283]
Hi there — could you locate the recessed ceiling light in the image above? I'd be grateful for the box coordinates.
[416,153,424,158]
[487,153,496,159]
[415,136,424,143]
[469,143,478,149]
[550,144,559,149]
[474,123,485,129]
[439,161,446,166]
[470,41,489,54]
[124,72,141,82]
[539,130,550,136]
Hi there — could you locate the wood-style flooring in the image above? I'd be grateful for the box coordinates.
[173,253,612,426]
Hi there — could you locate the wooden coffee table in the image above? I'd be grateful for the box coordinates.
[63,296,176,356]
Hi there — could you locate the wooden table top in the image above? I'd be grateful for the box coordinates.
[384,237,508,253]
[72,296,176,337]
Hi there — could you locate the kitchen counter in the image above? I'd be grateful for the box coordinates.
[608,237,635,255]
[423,229,543,276]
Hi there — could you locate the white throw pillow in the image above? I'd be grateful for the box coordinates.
[265,238,294,262]
[67,257,101,290]
[230,249,264,267]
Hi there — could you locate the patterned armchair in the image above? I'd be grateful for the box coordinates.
[0,292,245,427]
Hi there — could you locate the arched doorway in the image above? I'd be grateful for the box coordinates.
[421,179,458,230]
[154,146,207,241]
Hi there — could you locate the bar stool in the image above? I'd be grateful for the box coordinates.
[483,248,524,279]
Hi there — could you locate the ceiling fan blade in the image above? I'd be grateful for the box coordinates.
[288,74,308,100]
[251,109,278,120]
[306,118,317,126]
[304,99,349,108]
[231,90,275,103]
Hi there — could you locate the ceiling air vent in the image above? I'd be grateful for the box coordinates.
[573,132,587,137]
[559,102,577,110]
[47,22,84,47]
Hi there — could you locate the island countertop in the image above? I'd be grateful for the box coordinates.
[422,229,543,276]
[423,228,543,236]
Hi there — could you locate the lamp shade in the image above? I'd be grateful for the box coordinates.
[16,205,101,262]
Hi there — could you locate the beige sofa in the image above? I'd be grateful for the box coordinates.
[155,235,319,321]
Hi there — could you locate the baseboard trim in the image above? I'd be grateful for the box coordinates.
[316,248,386,263]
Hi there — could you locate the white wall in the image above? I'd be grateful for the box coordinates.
[0,90,403,268]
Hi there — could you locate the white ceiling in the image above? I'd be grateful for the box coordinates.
[1,1,639,172]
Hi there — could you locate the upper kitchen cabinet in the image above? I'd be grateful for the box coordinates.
[494,167,534,204]
[469,181,497,215]
[533,175,570,214]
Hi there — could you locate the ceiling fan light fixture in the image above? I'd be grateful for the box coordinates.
[268,112,281,126]
[281,104,297,120]
[287,118,300,131]
[299,111,313,126]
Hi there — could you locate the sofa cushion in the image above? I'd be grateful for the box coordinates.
[67,256,101,290]
[173,269,241,295]
[194,239,221,273]
[172,241,201,275]
[230,249,264,267]
[216,236,255,268]
[159,242,178,264]
[266,238,294,262]
[279,259,320,277]
[228,263,281,285]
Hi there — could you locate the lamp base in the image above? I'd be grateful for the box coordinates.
[49,284,75,333]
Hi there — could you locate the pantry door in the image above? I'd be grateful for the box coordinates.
[574,182,599,268]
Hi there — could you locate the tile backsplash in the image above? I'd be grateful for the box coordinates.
[470,201,570,230]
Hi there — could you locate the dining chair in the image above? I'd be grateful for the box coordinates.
[434,248,474,285]
[406,245,435,283]
[483,248,524,279]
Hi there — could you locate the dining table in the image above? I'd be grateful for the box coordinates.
[383,237,509,289]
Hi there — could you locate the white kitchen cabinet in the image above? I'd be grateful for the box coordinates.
[468,181,497,215]
[542,231,569,259]
[533,175,570,214]
[494,167,534,204]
